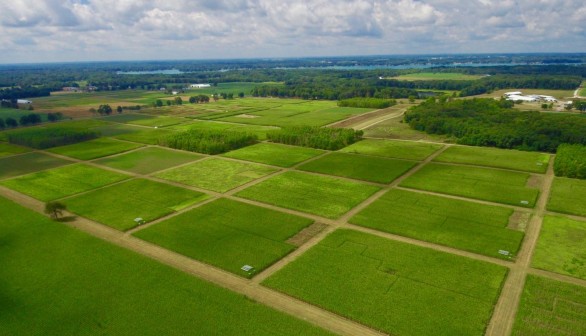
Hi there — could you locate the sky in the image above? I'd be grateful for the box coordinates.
[0,0,585,64]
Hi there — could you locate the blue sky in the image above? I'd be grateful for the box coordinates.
[0,0,585,63]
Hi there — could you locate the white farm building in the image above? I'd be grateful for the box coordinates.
[503,91,557,103]
[190,84,211,89]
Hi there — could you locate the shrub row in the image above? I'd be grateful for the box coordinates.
[338,98,396,109]
[159,129,258,155]
[267,126,363,150]
[554,144,586,179]
[7,127,99,149]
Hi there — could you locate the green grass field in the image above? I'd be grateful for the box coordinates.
[0,142,31,158]
[298,152,416,184]
[223,143,324,167]
[155,158,277,193]
[102,113,156,123]
[134,198,313,277]
[94,147,203,174]
[236,171,380,219]
[1,164,128,201]
[512,275,586,335]
[580,85,586,97]
[434,146,550,173]
[401,163,540,207]
[263,229,507,336]
[547,177,586,217]
[0,196,332,336]
[48,138,144,160]
[113,128,177,145]
[127,116,189,128]
[392,72,485,81]
[532,215,586,280]
[65,179,209,231]
[350,189,523,258]
[339,139,443,160]
[0,152,72,179]
[169,121,278,140]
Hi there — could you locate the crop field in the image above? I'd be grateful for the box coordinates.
[48,138,143,160]
[113,128,177,144]
[94,147,203,174]
[236,171,380,219]
[0,164,129,201]
[532,215,586,280]
[102,113,156,123]
[298,152,416,184]
[66,178,209,231]
[90,123,143,137]
[362,115,449,142]
[401,163,540,207]
[155,157,278,193]
[392,72,485,81]
[0,108,49,121]
[0,142,31,158]
[0,152,72,179]
[223,143,324,167]
[126,116,189,128]
[339,139,443,161]
[169,121,278,140]
[580,85,586,97]
[350,189,524,258]
[547,177,586,217]
[263,229,507,336]
[134,198,313,277]
[434,146,550,173]
[0,196,331,336]
[512,275,586,335]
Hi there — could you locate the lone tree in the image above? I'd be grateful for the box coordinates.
[45,201,67,220]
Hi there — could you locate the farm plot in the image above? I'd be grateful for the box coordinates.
[0,196,332,336]
[400,163,540,207]
[532,215,586,280]
[434,146,550,173]
[134,198,313,277]
[127,116,189,128]
[102,113,156,123]
[0,152,72,180]
[512,275,586,336]
[65,179,209,231]
[236,171,380,219]
[0,142,31,158]
[90,123,143,137]
[547,177,586,217]
[94,147,203,174]
[263,229,507,336]
[48,138,143,160]
[113,128,177,145]
[223,143,324,167]
[350,189,524,258]
[298,152,416,184]
[169,121,278,140]
[339,139,443,161]
[155,158,278,193]
[0,164,129,201]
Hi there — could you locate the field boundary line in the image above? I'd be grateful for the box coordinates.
[527,268,586,288]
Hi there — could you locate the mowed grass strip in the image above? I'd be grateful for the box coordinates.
[66,179,209,231]
[512,275,586,336]
[128,116,188,128]
[263,229,507,336]
[401,163,540,207]
[0,196,333,336]
[0,142,31,158]
[155,157,278,193]
[236,171,381,219]
[339,139,443,161]
[547,177,586,217]
[532,215,586,280]
[94,147,203,174]
[223,143,324,167]
[350,189,523,258]
[48,138,143,160]
[298,152,416,184]
[0,152,71,179]
[0,164,129,201]
[134,198,313,277]
[434,146,550,173]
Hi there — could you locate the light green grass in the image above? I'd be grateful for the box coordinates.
[0,196,333,336]
[94,147,203,174]
[134,198,313,277]
[113,128,177,145]
[434,146,550,173]
[66,179,209,231]
[128,116,189,128]
[223,143,324,167]
[1,164,128,201]
[169,121,278,140]
[339,139,443,160]
[547,177,586,217]
[401,163,540,207]
[393,72,485,81]
[155,158,278,193]
[350,189,523,258]
[579,85,586,97]
[0,152,72,180]
[263,229,507,336]
[0,142,31,158]
[101,113,155,123]
[236,171,380,219]
[298,152,416,184]
[48,138,143,160]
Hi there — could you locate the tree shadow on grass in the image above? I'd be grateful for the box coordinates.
[56,215,77,223]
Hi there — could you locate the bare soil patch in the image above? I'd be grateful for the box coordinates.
[526,175,543,189]
[286,222,328,247]
[236,114,260,119]
[508,211,531,231]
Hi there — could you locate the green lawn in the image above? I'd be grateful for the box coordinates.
[155,158,278,193]
[263,229,507,336]
[298,152,416,184]
[0,152,72,180]
[223,143,324,167]
[547,177,586,217]
[350,189,523,259]
[512,275,586,336]
[339,139,443,160]
[236,171,380,219]
[401,163,540,207]
[48,138,143,160]
[127,116,189,128]
[393,72,485,81]
[0,164,129,201]
[114,128,177,145]
[434,146,550,173]
[65,179,209,231]
[134,198,313,277]
[94,147,203,174]
[0,196,332,336]
[0,142,31,158]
